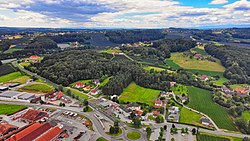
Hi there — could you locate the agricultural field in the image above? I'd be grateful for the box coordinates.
[19,83,54,93]
[10,75,30,84]
[197,133,242,141]
[191,47,208,55]
[171,84,188,96]
[0,64,16,76]
[168,52,225,72]
[187,87,236,131]
[143,66,165,72]
[0,72,23,83]
[179,107,203,126]
[242,111,250,120]
[0,104,27,115]
[164,59,181,70]
[119,82,161,106]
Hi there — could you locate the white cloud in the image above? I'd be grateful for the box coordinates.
[209,0,228,5]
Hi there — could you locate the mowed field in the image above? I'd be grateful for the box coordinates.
[179,107,203,126]
[168,52,225,72]
[0,104,27,115]
[0,72,23,83]
[119,82,161,106]
[188,87,236,131]
[19,83,54,93]
[242,111,250,120]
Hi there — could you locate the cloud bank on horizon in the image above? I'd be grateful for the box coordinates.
[0,0,249,28]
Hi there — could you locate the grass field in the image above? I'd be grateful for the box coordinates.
[144,66,165,72]
[191,47,208,56]
[0,72,23,83]
[197,133,242,141]
[69,88,89,100]
[188,87,236,131]
[168,52,225,72]
[179,107,203,126]
[0,104,27,115]
[19,62,30,67]
[99,77,112,87]
[10,76,30,84]
[119,82,161,106]
[96,137,108,141]
[242,111,250,120]
[19,83,54,93]
[127,131,141,140]
[100,49,122,54]
[230,84,249,89]
[165,60,181,70]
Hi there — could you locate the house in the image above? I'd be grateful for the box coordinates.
[200,117,211,126]
[126,103,141,111]
[90,89,98,95]
[154,100,163,108]
[75,82,85,88]
[194,54,204,59]
[56,91,64,99]
[153,111,159,117]
[20,109,48,123]
[35,126,63,141]
[94,80,100,86]
[99,102,110,108]
[167,106,180,122]
[0,123,18,137]
[29,55,41,60]
[135,110,143,117]
[200,75,209,81]
[170,82,176,87]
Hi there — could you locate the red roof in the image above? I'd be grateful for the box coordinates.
[21,109,48,122]
[153,111,159,116]
[91,89,97,93]
[36,127,62,141]
[75,82,85,88]
[30,55,41,59]
[0,123,18,136]
[200,75,208,80]
[135,110,143,116]
[6,122,51,141]
[154,100,163,108]
[57,91,64,99]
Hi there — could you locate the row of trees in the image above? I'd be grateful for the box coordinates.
[205,44,250,84]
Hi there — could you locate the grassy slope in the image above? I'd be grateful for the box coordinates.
[0,104,27,115]
[242,111,250,120]
[165,60,181,70]
[19,83,54,93]
[10,76,30,84]
[100,49,122,54]
[168,52,225,72]
[99,77,112,87]
[179,107,203,126]
[119,82,161,106]
[0,72,23,83]
[143,66,165,72]
[69,88,89,100]
[188,87,236,131]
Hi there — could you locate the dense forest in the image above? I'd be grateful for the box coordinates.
[26,37,58,49]
[121,38,196,60]
[105,30,165,44]
[205,44,250,84]
[27,50,210,95]
[47,33,91,43]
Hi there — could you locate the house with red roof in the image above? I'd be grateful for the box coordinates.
[0,123,18,137]
[90,89,98,95]
[200,75,209,81]
[153,111,159,117]
[56,91,64,99]
[20,109,48,123]
[35,126,63,141]
[75,82,85,88]
[29,55,41,60]
[154,100,163,109]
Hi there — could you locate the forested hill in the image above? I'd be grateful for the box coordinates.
[205,44,250,84]
[105,29,165,44]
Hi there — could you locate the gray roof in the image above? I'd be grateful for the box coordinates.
[0,91,21,98]
[18,93,35,100]
[0,86,8,90]
[99,102,109,107]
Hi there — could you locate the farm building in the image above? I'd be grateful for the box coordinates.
[0,123,18,137]
[0,91,36,103]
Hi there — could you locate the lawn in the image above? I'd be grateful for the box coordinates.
[143,66,165,72]
[96,137,108,141]
[99,77,112,87]
[191,47,208,56]
[187,69,224,76]
[197,133,242,141]
[10,76,30,84]
[19,62,30,67]
[179,107,203,126]
[0,104,27,115]
[188,87,236,131]
[19,83,54,93]
[119,82,161,106]
[127,131,141,140]
[242,111,250,120]
[214,77,228,86]
[164,60,181,70]
[0,72,23,83]
[171,84,188,95]
[168,52,225,72]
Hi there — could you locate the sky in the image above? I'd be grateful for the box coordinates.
[0,0,249,28]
